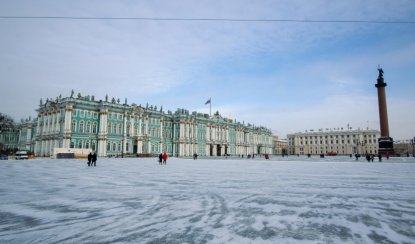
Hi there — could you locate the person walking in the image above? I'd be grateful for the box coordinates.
[162,152,168,165]
[92,152,97,166]
[158,153,163,165]
[87,152,92,166]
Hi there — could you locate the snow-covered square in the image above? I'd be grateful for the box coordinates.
[1,156,414,243]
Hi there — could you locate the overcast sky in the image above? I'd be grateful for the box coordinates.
[1,0,414,140]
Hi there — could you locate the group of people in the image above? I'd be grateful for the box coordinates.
[365,153,382,162]
[355,153,383,162]
[158,152,168,165]
[87,152,97,166]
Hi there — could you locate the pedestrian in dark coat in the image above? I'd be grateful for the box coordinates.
[87,152,92,166]
[92,152,97,166]
[158,153,163,165]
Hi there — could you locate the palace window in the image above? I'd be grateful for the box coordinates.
[80,111,85,118]
[107,123,111,134]
[71,120,76,132]
[107,142,110,151]
[79,121,84,133]
[78,140,83,149]
[70,141,75,148]
[86,122,91,133]
[92,122,97,133]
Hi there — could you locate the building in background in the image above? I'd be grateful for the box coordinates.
[287,128,380,156]
[393,138,415,156]
[3,92,273,157]
[0,127,20,152]
[272,136,288,155]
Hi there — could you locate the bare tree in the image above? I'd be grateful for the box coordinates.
[0,112,15,131]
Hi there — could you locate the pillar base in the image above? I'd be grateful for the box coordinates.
[378,137,394,155]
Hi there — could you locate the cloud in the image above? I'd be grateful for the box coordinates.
[1,0,414,139]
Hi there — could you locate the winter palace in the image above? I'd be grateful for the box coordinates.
[5,92,273,157]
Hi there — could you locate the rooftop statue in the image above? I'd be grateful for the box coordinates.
[377,66,384,79]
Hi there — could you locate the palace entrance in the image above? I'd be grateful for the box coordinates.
[217,145,222,156]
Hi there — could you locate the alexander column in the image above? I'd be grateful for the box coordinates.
[375,66,394,155]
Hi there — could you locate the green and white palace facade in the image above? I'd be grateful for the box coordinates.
[11,93,273,157]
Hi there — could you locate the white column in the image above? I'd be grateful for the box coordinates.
[160,119,163,139]
[137,140,143,153]
[26,126,32,146]
[138,117,142,136]
[206,126,210,141]
[36,114,42,136]
[130,116,134,136]
[180,123,184,138]
[98,108,108,156]
[64,105,73,133]
[145,118,149,136]
[42,114,47,135]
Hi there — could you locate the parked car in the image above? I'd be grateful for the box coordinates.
[0,154,8,160]
[15,151,29,160]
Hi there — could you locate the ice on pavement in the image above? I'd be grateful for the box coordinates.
[1,156,415,243]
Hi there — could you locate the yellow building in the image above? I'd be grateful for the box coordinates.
[287,128,380,155]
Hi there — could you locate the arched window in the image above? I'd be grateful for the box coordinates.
[113,143,116,151]
[92,122,97,134]
[92,141,96,151]
[71,120,76,132]
[86,122,91,133]
[126,143,129,152]
[107,142,110,151]
[79,121,84,133]
[85,141,90,149]
[113,124,116,135]
[78,140,83,148]
[108,123,111,134]
[70,141,75,148]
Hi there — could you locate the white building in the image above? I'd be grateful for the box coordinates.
[287,128,380,155]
